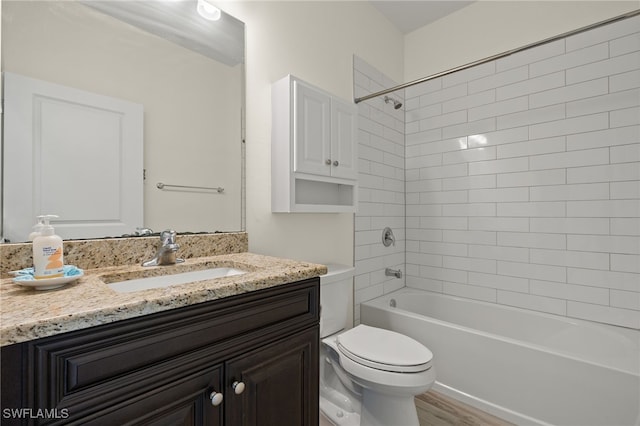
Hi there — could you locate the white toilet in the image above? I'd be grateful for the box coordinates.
[320,265,435,426]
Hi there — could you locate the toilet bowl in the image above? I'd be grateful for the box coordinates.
[319,265,435,426]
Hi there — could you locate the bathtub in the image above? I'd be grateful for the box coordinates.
[360,288,640,426]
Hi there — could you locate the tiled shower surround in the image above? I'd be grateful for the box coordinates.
[355,15,639,329]
[353,56,406,323]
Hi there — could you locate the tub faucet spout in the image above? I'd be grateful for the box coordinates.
[385,268,402,278]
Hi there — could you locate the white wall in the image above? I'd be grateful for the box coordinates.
[0,3,3,240]
[405,1,639,82]
[222,1,404,265]
[404,7,639,328]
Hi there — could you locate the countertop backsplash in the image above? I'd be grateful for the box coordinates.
[0,232,248,277]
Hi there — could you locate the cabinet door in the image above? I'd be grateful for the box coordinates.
[330,98,358,180]
[293,80,331,177]
[225,327,319,426]
[77,364,224,426]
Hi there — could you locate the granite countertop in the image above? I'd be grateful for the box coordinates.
[0,252,327,346]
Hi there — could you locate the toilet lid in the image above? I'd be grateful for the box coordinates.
[336,325,433,373]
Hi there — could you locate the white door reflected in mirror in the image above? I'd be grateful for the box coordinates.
[3,72,143,242]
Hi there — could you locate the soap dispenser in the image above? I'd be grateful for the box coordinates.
[28,215,45,241]
[33,215,64,279]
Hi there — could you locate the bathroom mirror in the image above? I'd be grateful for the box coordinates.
[1,0,245,242]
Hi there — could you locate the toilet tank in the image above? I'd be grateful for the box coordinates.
[320,264,355,338]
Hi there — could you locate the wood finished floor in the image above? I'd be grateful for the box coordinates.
[416,390,515,426]
[320,390,514,426]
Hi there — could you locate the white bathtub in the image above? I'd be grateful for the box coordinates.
[360,289,640,426]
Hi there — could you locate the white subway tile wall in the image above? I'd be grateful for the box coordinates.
[404,15,640,329]
[353,56,406,323]
[354,14,640,329]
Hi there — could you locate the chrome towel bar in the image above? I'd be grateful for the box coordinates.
[156,182,224,193]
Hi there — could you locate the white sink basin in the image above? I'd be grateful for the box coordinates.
[107,267,246,293]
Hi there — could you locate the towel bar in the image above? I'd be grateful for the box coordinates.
[156,182,224,193]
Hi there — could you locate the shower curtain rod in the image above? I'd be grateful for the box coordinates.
[354,9,640,104]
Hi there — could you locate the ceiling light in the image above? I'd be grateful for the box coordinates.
[197,0,221,21]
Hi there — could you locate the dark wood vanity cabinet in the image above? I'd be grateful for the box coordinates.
[1,278,320,426]
[225,327,317,425]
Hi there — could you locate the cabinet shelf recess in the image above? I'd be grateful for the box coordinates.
[294,178,355,210]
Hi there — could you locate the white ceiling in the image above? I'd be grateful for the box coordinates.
[371,1,475,34]
[83,0,244,66]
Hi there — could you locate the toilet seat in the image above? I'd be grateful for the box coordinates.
[336,325,432,373]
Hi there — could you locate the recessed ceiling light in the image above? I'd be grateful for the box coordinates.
[197,0,221,21]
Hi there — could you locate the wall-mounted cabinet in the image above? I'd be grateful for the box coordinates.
[272,75,358,213]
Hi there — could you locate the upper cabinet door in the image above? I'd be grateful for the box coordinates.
[2,72,143,242]
[271,74,358,213]
[293,80,331,176]
[330,98,358,180]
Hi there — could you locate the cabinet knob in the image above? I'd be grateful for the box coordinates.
[325,159,332,165]
[333,160,339,166]
[232,381,245,395]
[210,391,224,406]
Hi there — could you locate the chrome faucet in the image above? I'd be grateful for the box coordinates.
[385,268,402,278]
[135,227,154,236]
[142,229,184,267]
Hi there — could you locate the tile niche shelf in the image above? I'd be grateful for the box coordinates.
[271,74,358,213]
